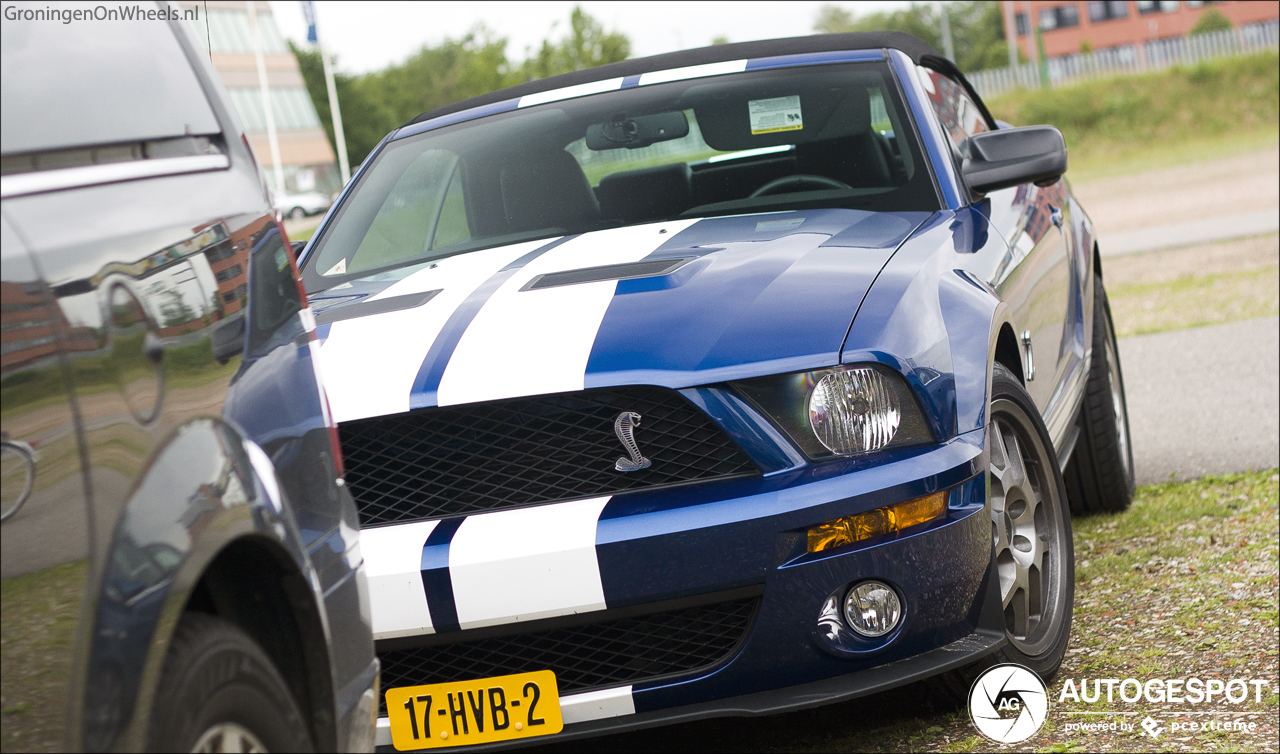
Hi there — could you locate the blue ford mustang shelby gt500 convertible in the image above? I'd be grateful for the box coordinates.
[296,31,1135,750]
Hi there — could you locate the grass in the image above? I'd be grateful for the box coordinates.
[0,560,88,753]
[1109,263,1279,337]
[1102,234,1279,338]
[986,50,1279,181]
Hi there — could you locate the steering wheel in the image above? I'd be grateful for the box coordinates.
[749,174,852,197]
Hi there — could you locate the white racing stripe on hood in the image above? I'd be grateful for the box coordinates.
[449,496,611,630]
[361,520,438,640]
[318,241,551,424]
[436,220,698,406]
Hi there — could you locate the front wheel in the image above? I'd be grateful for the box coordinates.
[987,363,1075,678]
[148,613,313,752]
[931,363,1075,704]
[289,206,307,221]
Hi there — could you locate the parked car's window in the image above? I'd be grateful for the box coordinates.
[302,61,936,291]
[917,67,990,156]
[247,228,303,354]
[0,17,219,156]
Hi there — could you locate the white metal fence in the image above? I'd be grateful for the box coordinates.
[968,20,1279,100]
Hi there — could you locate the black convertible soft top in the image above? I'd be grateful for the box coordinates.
[406,31,945,127]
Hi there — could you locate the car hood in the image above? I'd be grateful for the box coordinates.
[312,208,930,424]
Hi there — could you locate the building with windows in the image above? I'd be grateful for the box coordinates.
[1005,1,1279,60]
[179,1,340,196]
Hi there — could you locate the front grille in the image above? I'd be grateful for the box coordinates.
[378,596,759,716]
[341,386,758,527]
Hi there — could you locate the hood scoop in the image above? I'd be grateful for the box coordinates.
[314,289,442,325]
[521,256,694,292]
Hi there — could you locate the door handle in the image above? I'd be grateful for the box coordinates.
[1050,206,1063,230]
[1022,330,1036,381]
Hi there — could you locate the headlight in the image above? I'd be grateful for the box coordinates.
[809,368,900,454]
[733,364,933,459]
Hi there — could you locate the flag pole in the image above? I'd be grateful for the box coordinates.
[247,1,285,193]
[304,1,350,186]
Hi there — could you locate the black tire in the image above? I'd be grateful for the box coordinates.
[933,363,1075,701]
[148,613,313,753]
[289,206,306,221]
[1064,275,1135,515]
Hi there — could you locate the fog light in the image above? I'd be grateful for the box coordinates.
[807,490,947,553]
[844,581,902,637]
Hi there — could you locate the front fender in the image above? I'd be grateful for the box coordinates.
[842,207,1017,440]
[80,418,325,752]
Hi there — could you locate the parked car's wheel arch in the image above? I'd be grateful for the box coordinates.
[83,420,336,752]
[180,535,337,752]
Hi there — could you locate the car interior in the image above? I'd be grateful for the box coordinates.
[303,62,940,289]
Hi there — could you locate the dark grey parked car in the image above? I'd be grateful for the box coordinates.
[1,7,376,752]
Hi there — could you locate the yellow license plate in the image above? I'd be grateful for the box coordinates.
[385,670,563,750]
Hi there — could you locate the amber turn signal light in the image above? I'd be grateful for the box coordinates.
[807,490,948,553]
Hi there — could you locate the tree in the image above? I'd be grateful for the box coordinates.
[292,7,630,168]
[1189,8,1233,36]
[813,2,1014,72]
[516,7,630,81]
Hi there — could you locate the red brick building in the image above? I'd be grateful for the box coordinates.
[1004,1,1279,60]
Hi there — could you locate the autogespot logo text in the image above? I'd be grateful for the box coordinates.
[969,664,1050,744]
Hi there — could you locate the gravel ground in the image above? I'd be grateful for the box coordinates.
[1071,148,1279,237]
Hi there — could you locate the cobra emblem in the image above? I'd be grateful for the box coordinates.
[613,411,652,472]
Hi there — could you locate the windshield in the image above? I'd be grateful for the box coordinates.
[302,60,936,292]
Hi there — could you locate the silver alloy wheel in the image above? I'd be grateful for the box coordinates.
[989,398,1068,656]
[1104,336,1132,481]
[191,722,268,753]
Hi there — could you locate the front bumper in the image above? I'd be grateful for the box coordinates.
[371,426,998,751]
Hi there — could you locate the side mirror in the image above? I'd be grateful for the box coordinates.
[962,125,1067,195]
[291,240,306,256]
[211,312,246,365]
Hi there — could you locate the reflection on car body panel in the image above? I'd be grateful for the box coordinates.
[1,11,376,754]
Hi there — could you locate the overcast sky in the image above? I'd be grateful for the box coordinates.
[269,1,919,74]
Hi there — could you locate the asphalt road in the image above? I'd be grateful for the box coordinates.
[1120,315,1280,485]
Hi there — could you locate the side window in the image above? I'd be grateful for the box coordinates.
[344,150,468,275]
[917,67,990,157]
[431,168,471,250]
[1,20,219,157]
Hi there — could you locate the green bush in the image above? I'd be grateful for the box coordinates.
[1189,7,1233,36]
[986,51,1279,161]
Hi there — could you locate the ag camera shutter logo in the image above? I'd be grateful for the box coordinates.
[969,664,1050,744]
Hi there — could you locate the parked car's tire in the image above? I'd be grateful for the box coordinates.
[289,206,307,221]
[148,613,313,753]
[933,362,1075,703]
[1065,275,1135,515]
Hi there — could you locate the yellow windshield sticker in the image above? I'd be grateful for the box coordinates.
[749,96,803,135]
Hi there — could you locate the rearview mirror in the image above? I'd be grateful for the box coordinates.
[586,111,689,150]
[961,126,1067,195]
